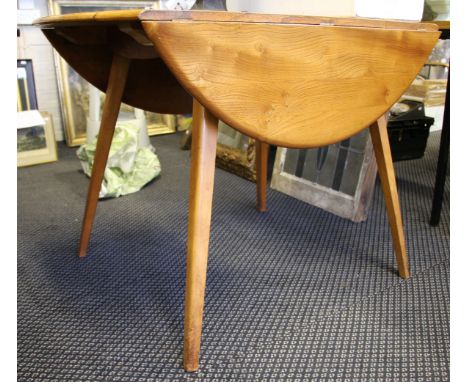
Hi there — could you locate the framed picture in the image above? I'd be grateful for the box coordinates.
[48,0,177,146]
[179,120,258,181]
[216,122,257,182]
[18,111,58,167]
[270,130,378,222]
[17,59,38,111]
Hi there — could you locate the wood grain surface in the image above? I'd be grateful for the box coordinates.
[36,9,438,31]
[255,141,269,212]
[35,10,438,132]
[140,10,439,31]
[34,9,142,27]
[142,20,439,148]
[184,99,219,372]
[370,116,410,279]
[41,27,192,115]
[78,54,130,258]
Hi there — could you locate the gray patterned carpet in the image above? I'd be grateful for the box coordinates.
[17,131,449,381]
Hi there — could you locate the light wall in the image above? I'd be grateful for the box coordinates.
[17,0,64,141]
[225,0,355,16]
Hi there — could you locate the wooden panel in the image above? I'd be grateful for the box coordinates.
[42,27,192,115]
[140,10,439,31]
[36,9,439,31]
[34,10,439,132]
[270,132,377,222]
[34,9,142,27]
[142,21,439,148]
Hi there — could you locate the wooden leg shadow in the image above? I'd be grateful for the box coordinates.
[77,54,130,257]
[183,99,219,371]
[255,141,269,212]
[369,116,410,279]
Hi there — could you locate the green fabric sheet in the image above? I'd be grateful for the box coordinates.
[77,122,161,198]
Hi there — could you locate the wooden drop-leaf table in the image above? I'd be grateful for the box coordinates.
[34,10,439,372]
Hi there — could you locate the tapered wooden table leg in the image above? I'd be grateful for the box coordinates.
[77,54,130,258]
[183,100,218,372]
[255,141,269,212]
[369,116,410,279]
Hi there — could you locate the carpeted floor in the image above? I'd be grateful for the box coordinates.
[17,131,449,381]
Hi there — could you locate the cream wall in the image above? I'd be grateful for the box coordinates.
[226,0,433,20]
[225,0,355,16]
[17,0,64,141]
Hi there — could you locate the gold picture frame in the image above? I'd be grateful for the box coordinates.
[216,122,257,182]
[18,112,58,167]
[48,0,176,146]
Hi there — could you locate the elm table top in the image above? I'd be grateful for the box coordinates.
[35,10,439,148]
